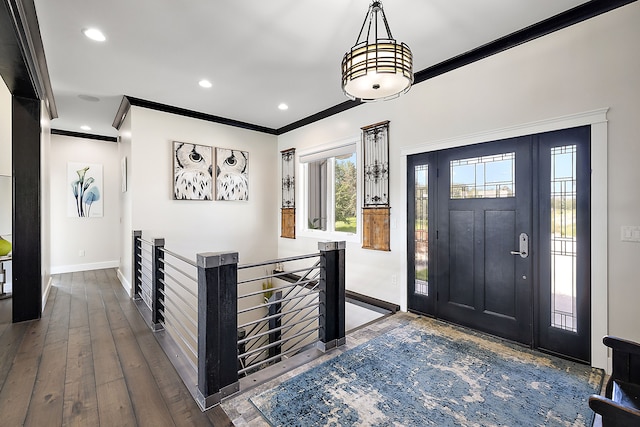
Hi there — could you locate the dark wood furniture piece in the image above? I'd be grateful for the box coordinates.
[589,336,640,426]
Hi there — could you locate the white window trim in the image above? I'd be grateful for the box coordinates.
[298,137,361,243]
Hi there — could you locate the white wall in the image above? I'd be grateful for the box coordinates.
[49,134,120,273]
[118,113,133,293]
[119,106,279,288]
[278,1,640,353]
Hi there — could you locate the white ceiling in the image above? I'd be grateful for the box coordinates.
[33,0,590,137]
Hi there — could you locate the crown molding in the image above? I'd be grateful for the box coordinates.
[110,0,635,137]
[112,95,278,135]
[279,0,635,135]
[413,0,636,85]
[276,100,362,135]
[51,128,118,142]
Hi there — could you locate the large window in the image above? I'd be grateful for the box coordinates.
[301,144,357,235]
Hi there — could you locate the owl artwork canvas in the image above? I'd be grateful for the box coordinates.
[216,148,249,201]
[173,142,213,200]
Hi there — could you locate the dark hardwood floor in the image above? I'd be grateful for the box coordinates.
[0,269,233,426]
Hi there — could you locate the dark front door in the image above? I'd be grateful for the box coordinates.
[436,137,533,343]
[407,127,591,362]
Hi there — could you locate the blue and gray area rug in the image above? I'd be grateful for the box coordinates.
[250,317,603,426]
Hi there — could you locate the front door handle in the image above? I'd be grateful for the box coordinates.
[511,233,529,258]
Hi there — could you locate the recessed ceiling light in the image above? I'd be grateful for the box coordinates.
[78,94,100,102]
[199,79,212,88]
[278,103,289,111]
[82,28,106,42]
[80,125,91,131]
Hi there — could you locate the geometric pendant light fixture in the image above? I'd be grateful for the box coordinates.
[341,1,413,101]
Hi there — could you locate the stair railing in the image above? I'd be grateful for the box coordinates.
[132,231,345,410]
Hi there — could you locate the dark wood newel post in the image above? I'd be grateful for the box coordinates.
[12,96,42,323]
[196,251,239,409]
[268,291,283,360]
[151,237,165,331]
[318,241,346,351]
[132,230,142,299]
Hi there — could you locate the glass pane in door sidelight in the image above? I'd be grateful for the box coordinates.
[414,164,429,296]
[550,145,577,332]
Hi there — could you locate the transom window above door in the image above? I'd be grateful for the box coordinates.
[450,152,515,199]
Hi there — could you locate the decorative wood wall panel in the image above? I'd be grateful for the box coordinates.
[361,122,390,251]
[281,148,295,238]
[362,121,390,207]
[281,208,295,239]
[362,207,390,251]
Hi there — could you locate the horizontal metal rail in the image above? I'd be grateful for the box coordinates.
[238,278,319,300]
[276,273,320,315]
[238,253,319,270]
[159,281,197,316]
[239,318,265,348]
[278,272,320,299]
[139,287,151,301]
[237,262,320,349]
[238,325,320,360]
[158,319,197,375]
[237,289,319,315]
[159,311,198,360]
[240,309,318,349]
[160,261,197,284]
[136,252,152,265]
[239,328,320,375]
[237,265,321,286]
[140,285,152,296]
[161,271,197,299]
[281,328,320,354]
[159,247,197,267]
[139,266,152,280]
[241,306,319,356]
[160,305,198,350]
[140,279,152,292]
[139,245,153,256]
[238,313,319,346]
[238,302,321,330]
[138,237,156,245]
[158,288,197,329]
[243,336,267,356]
